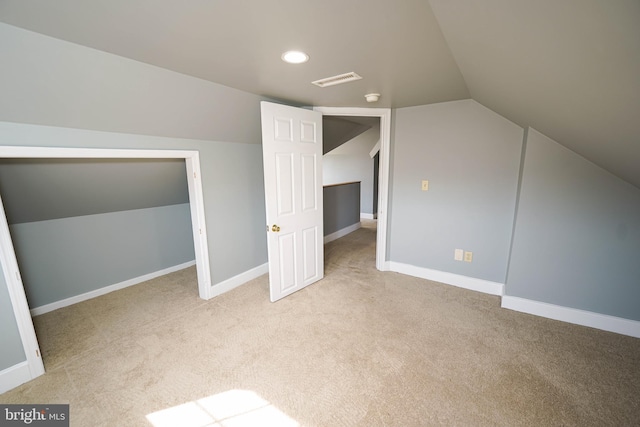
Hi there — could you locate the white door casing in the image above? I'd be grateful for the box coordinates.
[261,102,324,302]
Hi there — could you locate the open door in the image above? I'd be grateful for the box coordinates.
[260,102,324,302]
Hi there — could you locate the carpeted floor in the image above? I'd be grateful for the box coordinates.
[1,220,639,426]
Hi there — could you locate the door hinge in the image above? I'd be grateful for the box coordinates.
[194,172,197,179]
[36,349,40,358]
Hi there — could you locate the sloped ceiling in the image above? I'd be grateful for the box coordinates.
[0,159,188,224]
[0,0,638,187]
[429,0,640,189]
[0,0,469,108]
[323,117,373,155]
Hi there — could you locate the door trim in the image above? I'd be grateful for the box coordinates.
[314,107,391,271]
[0,191,44,389]
[0,143,212,391]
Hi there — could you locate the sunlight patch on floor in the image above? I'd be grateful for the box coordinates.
[146,389,299,427]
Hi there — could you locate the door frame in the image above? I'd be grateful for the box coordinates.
[314,107,391,271]
[0,144,212,391]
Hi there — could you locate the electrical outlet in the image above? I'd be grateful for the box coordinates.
[454,249,463,261]
[421,180,429,191]
[464,251,473,262]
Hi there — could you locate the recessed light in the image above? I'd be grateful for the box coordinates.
[282,50,309,64]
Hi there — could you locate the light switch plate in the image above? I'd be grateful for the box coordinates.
[421,180,429,191]
[454,249,463,261]
[464,251,473,262]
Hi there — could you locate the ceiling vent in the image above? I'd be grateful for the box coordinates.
[312,72,362,88]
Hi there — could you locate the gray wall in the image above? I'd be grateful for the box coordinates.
[10,204,195,308]
[0,23,262,144]
[389,100,523,283]
[0,22,268,285]
[506,128,640,321]
[0,23,268,370]
[323,183,361,236]
[0,125,268,290]
[0,269,25,370]
[323,124,379,215]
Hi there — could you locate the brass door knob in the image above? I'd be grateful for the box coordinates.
[271,224,281,232]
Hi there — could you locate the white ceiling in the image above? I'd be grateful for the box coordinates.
[1,0,638,187]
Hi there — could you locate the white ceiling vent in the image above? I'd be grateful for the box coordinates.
[312,72,362,88]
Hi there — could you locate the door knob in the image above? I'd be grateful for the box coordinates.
[271,224,281,232]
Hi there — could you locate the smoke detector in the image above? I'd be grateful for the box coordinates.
[365,93,380,103]
[312,72,362,88]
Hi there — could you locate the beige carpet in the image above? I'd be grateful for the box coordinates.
[2,220,639,426]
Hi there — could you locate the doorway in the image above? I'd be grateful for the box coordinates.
[0,145,211,390]
[315,107,391,272]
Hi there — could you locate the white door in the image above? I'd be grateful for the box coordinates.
[261,101,324,302]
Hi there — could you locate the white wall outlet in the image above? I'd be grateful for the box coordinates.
[421,180,429,191]
[454,249,463,261]
[464,251,473,262]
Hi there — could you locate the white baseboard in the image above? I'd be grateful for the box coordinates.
[30,260,196,316]
[210,263,269,298]
[324,222,361,244]
[0,361,31,394]
[388,262,504,296]
[360,213,375,220]
[501,296,640,339]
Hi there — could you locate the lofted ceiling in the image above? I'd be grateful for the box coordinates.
[0,159,189,224]
[323,116,377,155]
[0,0,638,187]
